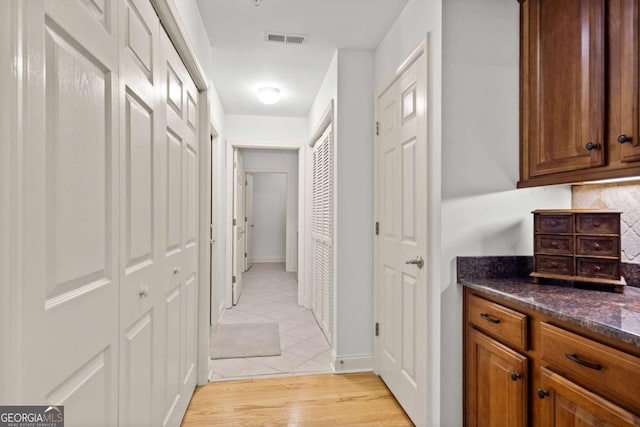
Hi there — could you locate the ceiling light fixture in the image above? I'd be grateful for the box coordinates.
[253,0,262,6]
[257,87,281,105]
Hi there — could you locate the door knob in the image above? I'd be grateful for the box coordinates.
[405,256,424,269]
[173,266,181,275]
[139,287,148,298]
[618,134,632,144]
[585,141,599,151]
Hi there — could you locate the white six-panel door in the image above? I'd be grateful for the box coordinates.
[375,48,428,426]
[232,149,245,305]
[18,0,200,425]
[21,1,120,425]
[245,173,254,270]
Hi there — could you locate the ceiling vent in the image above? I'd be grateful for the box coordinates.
[265,32,307,45]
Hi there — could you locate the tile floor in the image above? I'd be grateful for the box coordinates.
[209,262,332,381]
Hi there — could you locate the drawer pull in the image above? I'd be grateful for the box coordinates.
[594,265,601,272]
[550,262,558,268]
[593,220,601,227]
[593,242,600,249]
[565,353,602,370]
[537,388,549,399]
[480,313,500,324]
[550,220,558,226]
[550,241,558,247]
[510,372,521,381]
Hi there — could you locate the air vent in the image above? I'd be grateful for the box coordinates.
[265,32,307,45]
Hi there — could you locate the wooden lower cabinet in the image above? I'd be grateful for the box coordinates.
[537,367,640,426]
[466,328,527,427]
[464,288,640,426]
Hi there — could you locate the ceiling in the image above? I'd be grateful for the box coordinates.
[196,0,408,117]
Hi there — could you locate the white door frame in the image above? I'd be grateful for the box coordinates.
[208,124,219,328]
[225,141,306,309]
[372,38,430,422]
[244,170,290,266]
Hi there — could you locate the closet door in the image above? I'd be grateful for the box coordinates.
[20,0,120,425]
[160,28,200,426]
[311,126,333,343]
[117,0,163,425]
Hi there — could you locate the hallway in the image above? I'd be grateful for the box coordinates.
[210,263,332,379]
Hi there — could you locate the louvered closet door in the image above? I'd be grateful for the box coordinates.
[311,126,333,343]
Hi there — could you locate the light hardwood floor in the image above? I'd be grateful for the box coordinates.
[181,373,414,426]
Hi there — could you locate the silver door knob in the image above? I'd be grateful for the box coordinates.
[405,256,424,269]
[139,287,148,298]
[173,266,181,274]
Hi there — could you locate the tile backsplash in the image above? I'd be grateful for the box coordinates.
[572,181,640,264]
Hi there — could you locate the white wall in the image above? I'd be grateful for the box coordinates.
[438,1,572,426]
[308,52,338,136]
[241,149,299,270]
[250,173,288,262]
[226,115,308,145]
[334,50,375,356]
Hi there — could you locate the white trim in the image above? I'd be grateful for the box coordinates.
[331,352,374,373]
[252,258,286,263]
[217,299,226,325]
[225,141,306,310]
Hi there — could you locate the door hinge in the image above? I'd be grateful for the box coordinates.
[375,121,380,136]
[375,322,380,337]
[244,252,247,257]
[232,275,236,284]
[245,181,248,185]
[245,216,248,222]
[233,218,237,226]
[375,222,380,236]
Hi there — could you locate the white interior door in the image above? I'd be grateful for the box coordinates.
[20,1,120,424]
[160,27,200,427]
[245,173,254,270]
[210,132,217,326]
[118,0,162,424]
[232,149,245,305]
[374,48,428,426]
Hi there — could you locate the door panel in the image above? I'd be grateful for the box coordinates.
[375,49,427,425]
[245,173,254,270]
[21,2,119,425]
[118,0,161,424]
[232,149,245,304]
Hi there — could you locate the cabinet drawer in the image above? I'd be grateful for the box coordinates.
[468,294,527,351]
[540,323,640,414]
[576,257,620,280]
[535,255,574,276]
[534,214,573,233]
[576,235,619,257]
[535,234,573,255]
[575,213,620,235]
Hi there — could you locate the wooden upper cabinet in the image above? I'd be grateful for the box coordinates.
[619,0,640,163]
[521,0,605,178]
[519,0,640,187]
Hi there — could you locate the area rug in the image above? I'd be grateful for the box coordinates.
[210,322,281,359]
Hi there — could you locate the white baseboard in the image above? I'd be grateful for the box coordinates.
[330,352,374,373]
[253,258,285,263]
[217,300,226,325]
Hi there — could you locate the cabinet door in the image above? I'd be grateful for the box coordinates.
[466,328,528,427]
[522,0,605,177]
[618,0,640,163]
[537,367,640,426]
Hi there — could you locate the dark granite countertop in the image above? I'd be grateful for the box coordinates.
[457,257,640,349]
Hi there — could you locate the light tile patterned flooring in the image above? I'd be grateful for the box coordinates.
[209,263,332,381]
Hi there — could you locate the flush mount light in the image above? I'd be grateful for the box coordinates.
[257,87,281,105]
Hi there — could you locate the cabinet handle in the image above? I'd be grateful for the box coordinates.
[480,313,500,324]
[618,134,632,144]
[510,372,521,381]
[565,353,602,370]
[537,388,549,399]
[585,141,599,151]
